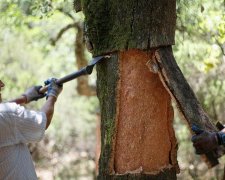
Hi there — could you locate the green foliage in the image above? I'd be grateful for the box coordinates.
[0,0,97,179]
[174,0,225,121]
[174,1,225,179]
[0,0,225,179]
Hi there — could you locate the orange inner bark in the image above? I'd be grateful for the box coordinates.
[114,49,176,173]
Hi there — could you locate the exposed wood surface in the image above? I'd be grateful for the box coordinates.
[149,46,225,167]
[82,1,178,179]
[98,167,177,180]
[114,49,178,173]
[96,50,178,179]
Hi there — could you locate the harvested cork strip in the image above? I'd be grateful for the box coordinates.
[114,49,178,174]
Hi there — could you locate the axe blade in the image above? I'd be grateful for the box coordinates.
[89,55,110,67]
[39,55,110,94]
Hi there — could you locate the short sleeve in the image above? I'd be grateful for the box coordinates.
[0,103,47,147]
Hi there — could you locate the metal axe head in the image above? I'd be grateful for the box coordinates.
[86,55,111,74]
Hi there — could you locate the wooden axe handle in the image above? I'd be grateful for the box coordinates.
[39,85,49,94]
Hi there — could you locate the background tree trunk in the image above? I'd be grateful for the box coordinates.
[82,0,178,179]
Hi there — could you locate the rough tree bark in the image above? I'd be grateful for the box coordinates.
[75,0,225,179]
[147,47,225,167]
[81,1,178,179]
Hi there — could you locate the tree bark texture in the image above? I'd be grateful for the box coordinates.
[147,46,225,167]
[82,0,176,55]
[96,50,178,179]
[97,168,177,180]
[79,0,222,179]
[82,0,178,179]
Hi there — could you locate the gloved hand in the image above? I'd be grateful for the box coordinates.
[22,86,46,103]
[191,125,219,154]
[44,78,62,99]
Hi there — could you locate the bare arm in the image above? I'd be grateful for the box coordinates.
[41,96,57,130]
[8,86,45,105]
[9,95,57,130]
[9,80,61,130]
[8,96,27,104]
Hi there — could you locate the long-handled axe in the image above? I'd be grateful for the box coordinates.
[39,55,109,93]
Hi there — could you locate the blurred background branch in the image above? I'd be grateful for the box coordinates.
[0,0,224,179]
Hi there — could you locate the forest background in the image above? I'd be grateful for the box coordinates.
[0,0,225,179]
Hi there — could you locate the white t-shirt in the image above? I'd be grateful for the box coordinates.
[0,103,47,180]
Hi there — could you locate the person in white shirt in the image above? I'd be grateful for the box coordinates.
[0,78,62,180]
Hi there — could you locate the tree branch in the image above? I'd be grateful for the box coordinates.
[51,23,79,45]
[215,39,225,56]
[50,20,96,96]
[57,8,75,21]
[74,22,97,96]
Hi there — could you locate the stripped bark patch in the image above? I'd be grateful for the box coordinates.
[113,49,178,174]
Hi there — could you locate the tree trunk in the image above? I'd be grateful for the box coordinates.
[96,50,178,179]
[81,0,178,179]
[82,0,176,55]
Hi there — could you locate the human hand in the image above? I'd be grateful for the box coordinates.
[22,86,46,103]
[191,125,219,154]
[44,78,62,99]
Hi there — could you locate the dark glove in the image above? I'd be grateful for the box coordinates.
[191,125,219,154]
[22,86,46,103]
[44,78,62,99]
